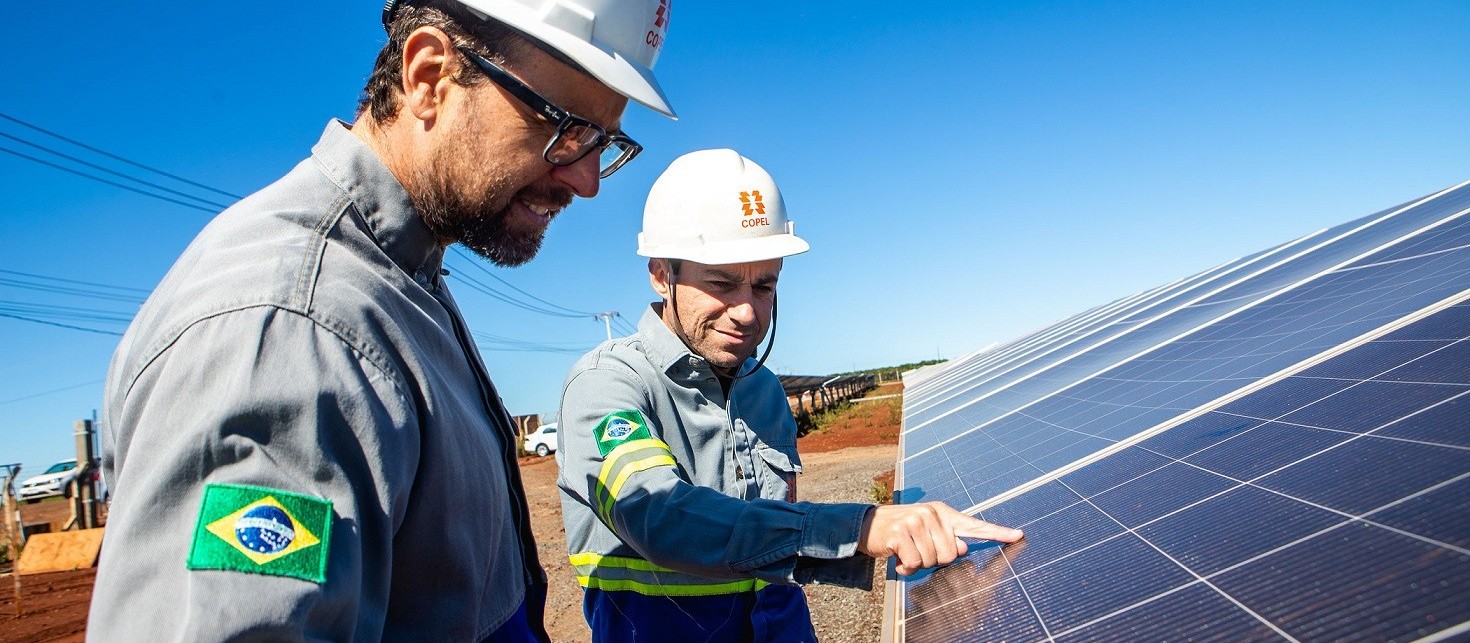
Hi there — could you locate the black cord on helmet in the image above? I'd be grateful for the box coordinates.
[382,0,404,30]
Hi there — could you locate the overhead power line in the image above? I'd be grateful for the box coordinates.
[472,330,594,354]
[449,272,589,319]
[0,132,230,211]
[0,111,244,200]
[0,311,123,336]
[0,378,106,406]
[0,145,217,214]
[0,269,149,304]
[0,269,151,294]
[449,247,599,317]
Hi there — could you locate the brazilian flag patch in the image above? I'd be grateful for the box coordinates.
[593,410,653,457]
[186,483,333,583]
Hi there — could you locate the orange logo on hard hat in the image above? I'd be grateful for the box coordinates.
[654,0,670,29]
[647,0,670,49]
[739,191,766,216]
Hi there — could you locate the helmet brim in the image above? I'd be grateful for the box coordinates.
[466,1,677,118]
[638,233,810,265]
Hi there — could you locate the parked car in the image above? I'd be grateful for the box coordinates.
[18,459,79,503]
[523,423,558,457]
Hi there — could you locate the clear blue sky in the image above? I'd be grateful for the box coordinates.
[2,1,1467,479]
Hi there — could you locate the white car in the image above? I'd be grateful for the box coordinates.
[523,423,558,457]
[18,459,79,503]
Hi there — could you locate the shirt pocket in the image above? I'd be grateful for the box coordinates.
[754,443,801,503]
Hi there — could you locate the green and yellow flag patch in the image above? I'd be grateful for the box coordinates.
[593,410,653,457]
[187,483,332,583]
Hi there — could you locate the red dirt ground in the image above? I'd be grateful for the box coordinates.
[3,499,100,642]
[1,383,904,641]
[798,384,903,454]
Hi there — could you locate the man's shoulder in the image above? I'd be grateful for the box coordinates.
[570,334,658,376]
[117,158,399,372]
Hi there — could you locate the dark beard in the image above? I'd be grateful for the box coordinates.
[410,159,570,268]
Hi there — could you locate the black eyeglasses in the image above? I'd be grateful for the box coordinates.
[457,47,642,179]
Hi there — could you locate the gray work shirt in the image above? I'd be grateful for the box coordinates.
[90,121,543,641]
[557,306,874,590]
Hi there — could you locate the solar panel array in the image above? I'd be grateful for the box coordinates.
[891,180,1470,642]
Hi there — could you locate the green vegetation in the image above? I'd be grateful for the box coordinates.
[869,482,892,505]
[831,359,946,380]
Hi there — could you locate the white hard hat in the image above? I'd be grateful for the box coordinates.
[390,0,677,118]
[638,149,810,265]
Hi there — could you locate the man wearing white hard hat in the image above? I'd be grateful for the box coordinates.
[557,150,1023,642]
[90,1,675,640]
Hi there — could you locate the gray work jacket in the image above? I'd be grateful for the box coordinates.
[557,306,874,594]
[90,121,544,641]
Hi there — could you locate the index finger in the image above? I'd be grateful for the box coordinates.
[954,516,1024,543]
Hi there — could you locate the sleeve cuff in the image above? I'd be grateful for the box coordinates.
[798,502,872,559]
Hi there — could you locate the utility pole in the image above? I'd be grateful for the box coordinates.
[70,420,99,531]
[594,312,619,341]
[3,463,21,617]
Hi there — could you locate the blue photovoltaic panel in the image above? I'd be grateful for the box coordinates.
[893,180,1470,642]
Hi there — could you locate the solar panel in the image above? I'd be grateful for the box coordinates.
[890,180,1470,642]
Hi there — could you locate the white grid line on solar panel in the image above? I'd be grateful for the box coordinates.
[920,290,1470,517]
[1046,467,1469,641]
[903,186,1470,436]
[905,232,1333,413]
[899,330,1470,640]
[903,266,1273,417]
[905,285,1180,394]
[906,405,1116,509]
[902,203,1470,459]
[982,386,1469,549]
[1418,620,1470,643]
[1348,205,1470,267]
[968,248,1470,405]
[961,453,1470,640]
[903,418,1468,641]
[904,290,1167,413]
[901,182,1470,429]
[962,375,1470,547]
[902,231,1333,427]
[1106,233,1328,328]
[904,265,1241,408]
[1059,483,1295,641]
[904,465,1467,629]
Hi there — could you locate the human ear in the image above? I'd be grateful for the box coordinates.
[648,258,671,299]
[400,27,456,123]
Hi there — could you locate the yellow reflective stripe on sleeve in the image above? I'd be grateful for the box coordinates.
[569,552,770,596]
[597,454,676,525]
[577,577,769,596]
[570,552,675,572]
[610,454,676,500]
[597,438,672,483]
[593,438,676,527]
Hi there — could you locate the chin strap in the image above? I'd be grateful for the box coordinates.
[667,260,779,381]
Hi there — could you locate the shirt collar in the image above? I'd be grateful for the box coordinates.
[310,120,444,279]
[638,304,709,381]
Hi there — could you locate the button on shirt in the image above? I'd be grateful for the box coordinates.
[90,121,546,641]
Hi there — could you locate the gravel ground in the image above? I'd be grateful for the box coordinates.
[798,444,896,643]
[521,443,898,642]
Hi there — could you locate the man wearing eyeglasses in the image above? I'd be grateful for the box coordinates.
[89,2,672,641]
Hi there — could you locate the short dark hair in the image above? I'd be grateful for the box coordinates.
[357,1,529,124]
